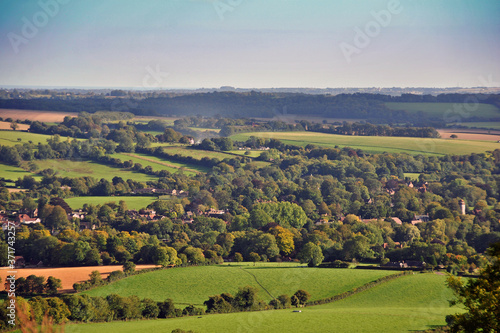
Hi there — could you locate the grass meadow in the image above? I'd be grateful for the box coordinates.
[0,130,65,147]
[82,265,397,305]
[112,152,209,174]
[65,196,159,210]
[69,273,460,333]
[231,131,500,155]
[461,121,500,130]
[385,102,500,119]
[31,159,158,182]
[0,163,39,182]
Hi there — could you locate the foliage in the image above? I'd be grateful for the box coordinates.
[446,242,500,332]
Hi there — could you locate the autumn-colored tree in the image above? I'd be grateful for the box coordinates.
[269,226,295,256]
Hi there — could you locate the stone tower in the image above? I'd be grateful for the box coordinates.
[459,199,466,215]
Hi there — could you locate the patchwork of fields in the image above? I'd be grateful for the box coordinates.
[82,264,397,305]
[69,271,460,333]
[231,131,500,155]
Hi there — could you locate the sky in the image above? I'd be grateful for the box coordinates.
[0,0,499,89]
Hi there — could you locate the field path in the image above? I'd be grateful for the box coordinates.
[241,268,275,299]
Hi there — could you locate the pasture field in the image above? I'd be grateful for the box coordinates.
[162,146,239,160]
[31,159,157,182]
[160,147,269,169]
[230,131,500,155]
[65,196,159,211]
[112,152,208,174]
[0,130,63,147]
[0,265,158,292]
[403,172,421,181]
[82,265,396,305]
[68,273,460,333]
[0,109,77,122]
[385,102,500,119]
[230,149,263,158]
[0,163,39,182]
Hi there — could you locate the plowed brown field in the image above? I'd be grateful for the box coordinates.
[0,109,77,122]
[0,264,159,292]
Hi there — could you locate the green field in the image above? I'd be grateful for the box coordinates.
[0,163,39,182]
[385,102,500,119]
[82,265,396,305]
[230,149,263,158]
[461,122,500,130]
[403,172,421,180]
[162,146,239,160]
[0,130,67,147]
[31,159,157,182]
[69,273,460,333]
[112,152,209,174]
[65,196,159,210]
[231,131,500,155]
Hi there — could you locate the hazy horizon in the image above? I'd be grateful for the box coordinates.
[1,0,499,89]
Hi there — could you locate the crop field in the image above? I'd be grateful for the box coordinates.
[231,131,500,155]
[0,265,158,292]
[0,109,78,122]
[68,273,460,333]
[82,265,396,305]
[385,102,500,119]
[436,128,500,141]
[31,159,157,182]
[112,152,208,174]
[0,163,39,182]
[0,121,30,131]
[65,196,159,211]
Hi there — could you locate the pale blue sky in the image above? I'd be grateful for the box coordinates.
[0,0,499,88]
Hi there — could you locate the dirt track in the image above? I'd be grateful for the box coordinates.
[0,264,158,292]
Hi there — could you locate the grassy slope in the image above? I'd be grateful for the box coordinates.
[0,163,39,182]
[32,159,157,182]
[385,102,500,118]
[112,152,209,174]
[462,122,500,130]
[82,265,396,305]
[65,196,159,211]
[68,273,461,333]
[162,146,238,160]
[231,131,500,155]
[0,130,64,146]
